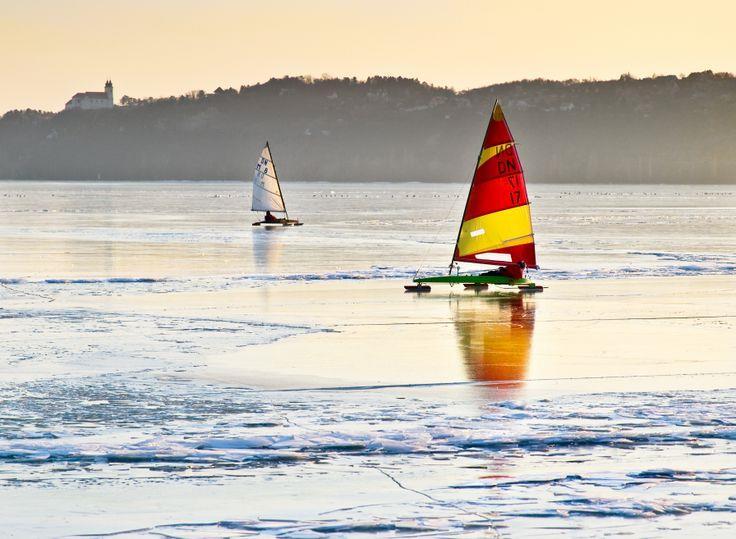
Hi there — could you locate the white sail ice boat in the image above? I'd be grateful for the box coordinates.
[251,142,302,227]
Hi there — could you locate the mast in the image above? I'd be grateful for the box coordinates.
[450,99,499,273]
[266,141,288,219]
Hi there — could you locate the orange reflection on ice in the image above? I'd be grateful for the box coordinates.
[453,295,536,387]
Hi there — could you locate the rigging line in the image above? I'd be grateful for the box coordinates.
[256,189,281,199]
[412,179,473,280]
[0,282,55,303]
[414,100,501,281]
[255,170,279,181]
[253,187,284,198]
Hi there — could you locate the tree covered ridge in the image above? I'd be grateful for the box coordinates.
[2,71,735,183]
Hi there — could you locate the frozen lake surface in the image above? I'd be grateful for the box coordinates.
[2,181,735,282]
[1,181,735,537]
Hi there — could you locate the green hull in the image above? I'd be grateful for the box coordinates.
[414,274,531,286]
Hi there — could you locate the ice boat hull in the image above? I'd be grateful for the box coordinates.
[252,219,303,227]
[411,274,543,292]
[414,274,528,286]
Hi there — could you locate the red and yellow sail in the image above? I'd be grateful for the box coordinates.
[453,101,537,268]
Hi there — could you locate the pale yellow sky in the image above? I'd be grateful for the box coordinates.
[1,0,734,113]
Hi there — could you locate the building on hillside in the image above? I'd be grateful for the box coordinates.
[65,80,114,111]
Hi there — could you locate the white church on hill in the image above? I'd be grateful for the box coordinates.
[65,80,114,111]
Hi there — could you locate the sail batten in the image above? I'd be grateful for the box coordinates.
[453,101,537,268]
[251,144,287,213]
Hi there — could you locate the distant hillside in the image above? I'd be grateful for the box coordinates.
[1,71,735,183]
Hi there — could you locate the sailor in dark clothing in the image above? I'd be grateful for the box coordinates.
[500,261,526,280]
[264,211,278,223]
[481,261,526,280]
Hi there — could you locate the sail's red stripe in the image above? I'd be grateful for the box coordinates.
[477,146,523,179]
[464,172,529,221]
[482,113,513,148]
[454,242,538,269]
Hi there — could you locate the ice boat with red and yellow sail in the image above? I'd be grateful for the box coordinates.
[407,101,542,292]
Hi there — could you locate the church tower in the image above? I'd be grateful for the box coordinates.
[64,80,116,110]
[105,80,114,106]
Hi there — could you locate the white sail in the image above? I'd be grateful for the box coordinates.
[251,144,286,213]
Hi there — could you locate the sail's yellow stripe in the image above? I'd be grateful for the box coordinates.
[458,204,533,257]
[477,143,515,169]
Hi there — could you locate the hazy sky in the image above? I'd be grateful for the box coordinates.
[2,0,735,113]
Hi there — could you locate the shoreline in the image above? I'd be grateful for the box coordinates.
[3,178,736,185]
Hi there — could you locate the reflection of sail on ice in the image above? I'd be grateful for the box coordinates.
[251,143,286,213]
[252,229,284,273]
[453,296,535,384]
